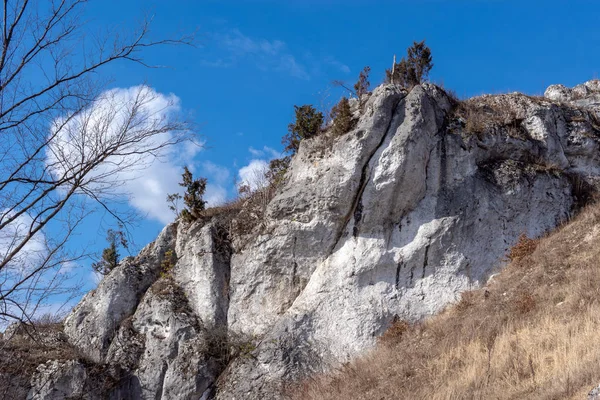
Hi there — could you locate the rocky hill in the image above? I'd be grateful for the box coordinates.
[292,197,600,400]
[5,79,600,399]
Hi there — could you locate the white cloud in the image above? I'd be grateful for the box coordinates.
[0,211,58,327]
[202,161,230,185]
[45,85,196,225]
[206,29,309,80]
[248,146,282,159]
[205,184,228,206]
[238,159,269,192]
[0,211,47,273]
[248,147,262,157]
[238,145,284,192]
[59,260,78,274]
[324,56,351,74]
[220,29,285,56]
[278,54,310,80]
[91,270,103,286]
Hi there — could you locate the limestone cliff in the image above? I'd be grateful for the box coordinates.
[20,80,600,399]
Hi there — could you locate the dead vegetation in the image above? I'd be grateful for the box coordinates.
[0,320,79,398]
[289,202,600,400]
[451,95,532,140]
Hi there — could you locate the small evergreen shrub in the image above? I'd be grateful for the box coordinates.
[282,105,324,155]
[92,229,128,275]
[168,167,207,222]
[330,97,356,137]
[160,249,176,277]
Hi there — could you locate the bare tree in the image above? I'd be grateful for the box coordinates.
[0,0,194,327]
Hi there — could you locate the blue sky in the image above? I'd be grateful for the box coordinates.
[47,0,600,302]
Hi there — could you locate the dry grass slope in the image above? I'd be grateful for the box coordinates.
[291,202,600,400]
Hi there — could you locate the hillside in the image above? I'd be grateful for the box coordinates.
[5,79,600,399]
[292,201,600,400]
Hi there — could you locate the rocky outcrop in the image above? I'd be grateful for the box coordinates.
[54,220,231,399]
[27,80,600,399]
[545,80,600,109]
[63,223,178,363]
[217,83,580,398]
[105,278,220,399]
[590,383,600,400]
[28,360,97,400]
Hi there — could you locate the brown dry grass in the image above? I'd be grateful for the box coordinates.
[290,202,600,400]
[0,321,80,397]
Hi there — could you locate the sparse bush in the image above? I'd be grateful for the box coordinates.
[506,233,538,263]
[202,327,258,369]
[386,40,433,88]
[160,249,177,277]
[230,185,277,239]
[0,320,81,397]
[229,157,290,241]
[282,105,324,155]
[455,97,526,139]
[354,66,371,109]
[515,292,536,314]
[379,319,411,344]
[568,173,597,210]
[166,192,182,217]
[265,157,290,187]
[170,166,207,222]
[455,290,476,312]
[330,97,356,136]
[92,229,128,275]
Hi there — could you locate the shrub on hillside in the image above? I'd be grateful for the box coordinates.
[354,66,371,109]
[168,167,207,222]
[282,105,324,155]
[386,40,433,89]
[506,233,538,263]
[92,229,128,275]
[379,319,411,344]
[265,157,291,187]
[330,97,356,137]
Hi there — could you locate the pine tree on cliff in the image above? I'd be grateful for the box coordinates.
[179,166,207,221]
[282,105,324,155]
[92,229,128,275]
[330,97,355,136]
[386,40,433,88]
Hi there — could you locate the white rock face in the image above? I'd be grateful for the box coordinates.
[227,84,407,338]
[174,222,231,330]
[217,83,590,398]
[28,360,93,400]
[544,84,572,102]
[33,80,600,399]
[109,278,219,399]
[63,223,178,362]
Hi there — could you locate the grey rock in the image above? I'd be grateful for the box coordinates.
[174,221,231,331]
[63,223,178,362]
[217,84,587,398]
[544,84,571,102]
[28,360,93,400]
[110,278,219,400]
[37,80,600,399]
[227,84,407,338]
[589,384,600,400]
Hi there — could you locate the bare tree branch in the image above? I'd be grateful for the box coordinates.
[0,0,196,326]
